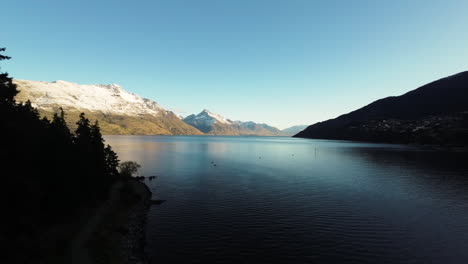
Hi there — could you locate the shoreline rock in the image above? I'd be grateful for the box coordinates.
[119,180,152,264]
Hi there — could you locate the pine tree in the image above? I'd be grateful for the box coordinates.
[90,120,106,176]
[51,107,71,140]
[75,113,91,147]
[90,120,105,151]
[90,120,113,198]
[104,144,120,181]
[20,100,40,121]
[0,48,19,104]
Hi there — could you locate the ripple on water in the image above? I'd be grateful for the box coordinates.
[104,136,468,264]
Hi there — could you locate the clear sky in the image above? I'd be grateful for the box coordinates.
[2,0,468,129]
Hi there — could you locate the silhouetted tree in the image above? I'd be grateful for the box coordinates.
[105,144,120,180]
[51,107,72,140]
[119,161,141,178]
[90,120,109,197]
[75,112,91,146]
[90,120,105,152]
[0,48,18,104]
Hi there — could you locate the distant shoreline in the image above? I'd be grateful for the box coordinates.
[104,134,292,137]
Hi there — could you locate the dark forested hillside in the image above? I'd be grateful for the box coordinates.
[295,72,468,146]
[0,48,121,263]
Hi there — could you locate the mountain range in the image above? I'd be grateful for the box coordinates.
[13,79,290,136]
[183,110,286,136]
[14,79,202,135]
[295,71,468,146]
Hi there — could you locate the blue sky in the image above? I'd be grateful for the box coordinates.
[2,0,468,129]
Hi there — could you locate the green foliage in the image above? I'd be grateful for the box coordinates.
[118,161,141,178]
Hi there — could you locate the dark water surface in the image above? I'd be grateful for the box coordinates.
[105,135,468,263]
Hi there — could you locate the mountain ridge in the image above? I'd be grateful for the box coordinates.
[295,71,468,146]
[14,79,204,135]
[13,79,290,136]
[183,109,286,136]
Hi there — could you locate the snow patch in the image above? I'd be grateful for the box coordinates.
[199,109,232,124]
[14,79,163,116]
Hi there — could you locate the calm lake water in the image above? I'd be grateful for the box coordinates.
[105,135,468,264]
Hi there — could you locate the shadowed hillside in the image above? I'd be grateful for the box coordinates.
[295,71,468,146]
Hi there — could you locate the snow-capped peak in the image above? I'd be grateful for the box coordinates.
[199,109,231,124]
[14,79,164,116]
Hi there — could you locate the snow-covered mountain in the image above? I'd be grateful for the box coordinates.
[183,109,286,136]
[182,109,230,133]
[14,79,203,135]
[13,80,293,136]
[15,79,163,116]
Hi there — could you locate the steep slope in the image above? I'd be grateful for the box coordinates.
[182,109,232,133]
[295,71,468,145]
[282,125,308,136]
[183,110,286,136]
[14,79,203,135]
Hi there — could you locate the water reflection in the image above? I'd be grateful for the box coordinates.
[105,136,468,264]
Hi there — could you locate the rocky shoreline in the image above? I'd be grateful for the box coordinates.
[83,180,153,264]
[118,181,152,264]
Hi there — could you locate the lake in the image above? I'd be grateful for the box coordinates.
[105,135,468,263]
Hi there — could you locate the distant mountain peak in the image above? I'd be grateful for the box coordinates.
[183,109,286,136]
[196,109,231,124]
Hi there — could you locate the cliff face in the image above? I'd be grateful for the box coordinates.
[295,72,468,146]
